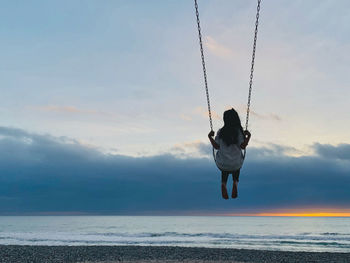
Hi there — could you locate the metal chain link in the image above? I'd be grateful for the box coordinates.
[245,0,262,131]
[194,0,213,132]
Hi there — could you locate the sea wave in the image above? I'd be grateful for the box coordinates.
[1,216,350,252]
[82,231,350,242]
[1,231,350,248]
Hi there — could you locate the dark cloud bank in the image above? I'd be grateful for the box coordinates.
[0,127,349,215]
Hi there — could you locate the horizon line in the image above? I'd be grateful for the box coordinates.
[1,212,350,217]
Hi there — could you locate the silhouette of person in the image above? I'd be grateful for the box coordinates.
[208,108,251,199]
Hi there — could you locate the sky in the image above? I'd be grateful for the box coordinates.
[0,0,350,215]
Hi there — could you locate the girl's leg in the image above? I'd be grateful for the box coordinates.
[232,180,238,198]
[231,169,241,198]
[221,171,229,199]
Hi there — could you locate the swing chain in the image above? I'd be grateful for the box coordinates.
[194,0,261,161]
[194,0,213,132]
[245,0,262,131]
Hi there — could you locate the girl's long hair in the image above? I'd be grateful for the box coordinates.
[219,108,244,146]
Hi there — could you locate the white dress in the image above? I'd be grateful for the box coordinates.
[214,128,245,171]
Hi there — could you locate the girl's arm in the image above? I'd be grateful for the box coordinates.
[240,130,251,149]
[208,131,220,150]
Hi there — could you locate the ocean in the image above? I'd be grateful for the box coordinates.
[0,216,349,252]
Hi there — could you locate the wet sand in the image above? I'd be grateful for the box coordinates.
[0,245,349,263]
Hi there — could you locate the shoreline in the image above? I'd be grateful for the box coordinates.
[0,245,349,263]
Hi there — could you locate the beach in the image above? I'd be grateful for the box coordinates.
[0,245,349,263]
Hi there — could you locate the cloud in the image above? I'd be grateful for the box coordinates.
[193,106,220,120]
[36,105,99,114]
[250,110,282,121]
[313,143,350,161]
[0,126,349,215]
[33,105,121,119]
[205,36,233,58]
[179,114,192,121]
[234,105,282,122]
[170,141,212,158]
[247,144,303,159]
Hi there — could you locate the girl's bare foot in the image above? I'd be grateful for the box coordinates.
[221,183,229,199]
[232,182,238,198]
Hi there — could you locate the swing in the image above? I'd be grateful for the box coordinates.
[194,0,262,161]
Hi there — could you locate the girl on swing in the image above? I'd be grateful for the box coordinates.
[208,108,251,199]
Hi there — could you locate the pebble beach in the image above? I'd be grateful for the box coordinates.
[0,245,349,263]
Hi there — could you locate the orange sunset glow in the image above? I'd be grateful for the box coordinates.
[255,212,350,217]
[227,208,350,217]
